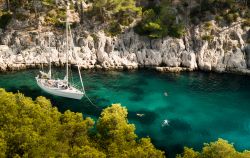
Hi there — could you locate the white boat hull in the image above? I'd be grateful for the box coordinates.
[36,77,84,100]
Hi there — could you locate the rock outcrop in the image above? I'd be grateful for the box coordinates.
[0,19,249,74]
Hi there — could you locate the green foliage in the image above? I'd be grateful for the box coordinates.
[135,9,167,39]
[139,19,168,39]
[242,18,250,29]
[225,13,239,24]
[15,12,29,21]
[97,104,165,157]
[0,89,164,158]
[71,145,106,158]
[128,137,165,157]
[45,8,66,27]
[169,23,185,38]
[189,0,247,25]
[41,0,54,6]
[105,22,122,37]
[215,15,223,23]
[0,12,12,29]
[177,138,250,158]
[176,147,199,158]
[135,1,185,39]
[204,21,213,30]
[91,0,141,36]
[0,131,6,158]
[8,0,28,9]
[202,35,214,41]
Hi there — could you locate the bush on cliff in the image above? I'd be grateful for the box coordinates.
[90,0,142,36]
[134,1,185,39]
[0,89,164,157]
[0,12,12,29]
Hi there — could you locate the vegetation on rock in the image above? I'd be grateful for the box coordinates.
[135,0,185,38]
[90,0,142,36]
[0,0,249,38]
[0,11,12,29]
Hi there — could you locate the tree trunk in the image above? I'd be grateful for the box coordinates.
[80,1,84,24]
[6,0,10,11]
[200,0,202,14]
[188,0,191,26]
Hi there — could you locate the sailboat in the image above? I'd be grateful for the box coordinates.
[36,5,85,100]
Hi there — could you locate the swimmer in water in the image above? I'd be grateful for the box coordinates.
[136,113,145,117]
[164,92,168,96]
[162,119,170,127]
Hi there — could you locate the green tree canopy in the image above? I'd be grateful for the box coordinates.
[0,89,164,158]
[91,0,141,36]
[96,103,165,157]
[177,138,250,158]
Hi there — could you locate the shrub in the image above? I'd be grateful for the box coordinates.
[215,15,223,22]
[0,12,12,29]
[246,9,250,18]
[204,21,213,30]
[135,8,172,39]
[105,22,122,37]
[45,8,66,27]
[225,13,238,24]
[177,139,250,158]
[202,35,213,41]
[117,10,134,26]
[91,0,141,36]
[135,17,168,39]
[42,0,54,6]
[169,23,185,38]
[15,13,29,21]
[91,33,99,44]
[242,18,250,28]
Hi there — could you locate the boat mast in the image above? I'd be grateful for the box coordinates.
[69,24,85,93]
[65,4,69,85]
[48,33,52,79]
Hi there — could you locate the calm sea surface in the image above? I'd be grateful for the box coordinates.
[0,69,250,157]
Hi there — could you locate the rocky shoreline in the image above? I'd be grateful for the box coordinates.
[0,19,249,74]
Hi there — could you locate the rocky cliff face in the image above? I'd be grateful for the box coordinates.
[0,19,249,74]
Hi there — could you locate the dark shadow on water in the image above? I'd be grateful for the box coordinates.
[185,72,250,93]
[127,87,145,102]
[158,73,182,83]
[137,131,153,138]
[198,129,211,137]
[129,94,144,102]
[7,86,44,100]
[154,104,179,114]
[134,77,149,86]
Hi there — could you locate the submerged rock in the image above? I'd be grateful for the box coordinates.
[155,67,193,73]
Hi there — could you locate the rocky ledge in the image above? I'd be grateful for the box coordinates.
[0,20,249,74]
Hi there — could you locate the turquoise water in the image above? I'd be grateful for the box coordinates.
[0,69,250,157]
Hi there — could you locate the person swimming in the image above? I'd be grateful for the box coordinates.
[162,119,170,127]
[136,113,145,117]
[164,92,168,96]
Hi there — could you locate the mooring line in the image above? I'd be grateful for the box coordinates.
[84,92,100,109]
